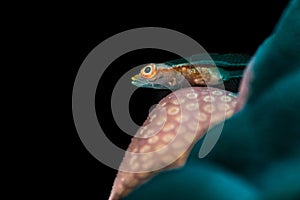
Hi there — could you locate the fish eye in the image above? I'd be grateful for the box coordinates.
[144,66,151,74]
[141,64,157,78]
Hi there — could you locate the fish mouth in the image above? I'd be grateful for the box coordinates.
[131,79,154,88]
[131,75,170,89]
[131,75,151,88]
[131,74,140,81]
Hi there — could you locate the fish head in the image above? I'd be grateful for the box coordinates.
[131,63,182,90]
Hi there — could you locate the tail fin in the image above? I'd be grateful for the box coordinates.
[221,69,245,81]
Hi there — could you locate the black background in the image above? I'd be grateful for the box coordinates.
[63,1,289,199]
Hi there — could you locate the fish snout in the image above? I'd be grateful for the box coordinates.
[131,74,141,81]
